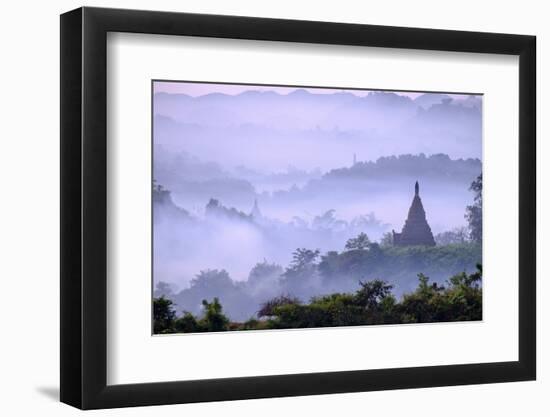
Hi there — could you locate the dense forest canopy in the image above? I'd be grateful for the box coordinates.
[154,264,482,333]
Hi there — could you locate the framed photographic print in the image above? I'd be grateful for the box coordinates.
[60,6,536,410]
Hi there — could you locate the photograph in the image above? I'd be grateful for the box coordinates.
[52,3,539,412]
[152,81,483,334]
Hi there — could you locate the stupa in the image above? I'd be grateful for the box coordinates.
[392,181,436,246]
[250,198,262,219]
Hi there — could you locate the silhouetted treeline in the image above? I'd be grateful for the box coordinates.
[154,264,482,333]
[155,242,481,322]
[327,153,480,183]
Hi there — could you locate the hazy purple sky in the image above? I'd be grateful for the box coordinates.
[153,80,472,99]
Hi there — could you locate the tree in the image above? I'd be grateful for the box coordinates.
[312,209,347,231]
[434,227,469,245]
[174,269,257,322]
[153,296,176,333]
[345,232,371,251]
[152,180,169,203]
[258,295,301,318]
[445,264,482,321]
[465,174,482,243]
[288,248,321,271]
[189,269,234,292]
[379,232,393,247]
[247,260,284,287]
[174,312,201,333]
[205,198,251,221]
[280,248,321,297]
[354,280,394,310]
[153,281,175,298]
[398,267,482,323]
[199,298,229,332]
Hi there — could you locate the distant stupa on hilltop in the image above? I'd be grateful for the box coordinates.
[392,181,436,247]
[250,198,262,219]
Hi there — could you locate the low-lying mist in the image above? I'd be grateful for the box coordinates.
[152,88,483,322]
[153,160,482,321]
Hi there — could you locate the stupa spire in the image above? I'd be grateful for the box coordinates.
[250,198,262,219]
[392,181,436,246]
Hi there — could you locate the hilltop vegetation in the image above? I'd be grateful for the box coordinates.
[154,264,482,333]
[155,240,481,322]
[319,242,481,293]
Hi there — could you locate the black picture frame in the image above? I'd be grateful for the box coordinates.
[60,6,536,410]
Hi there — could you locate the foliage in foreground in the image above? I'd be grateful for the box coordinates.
[153,264,482,334]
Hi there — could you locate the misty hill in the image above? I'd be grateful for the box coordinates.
[155,89,362,129]
[154,90,482,170]
[153,183,191,224]
[326,153,480,183]
[154,89,481,131]
[414,93,452,109]
[403,100,481,150]
[154,150,480,233]
[265,154,480,231]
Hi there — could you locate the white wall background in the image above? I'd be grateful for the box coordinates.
[0,0,545,415]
